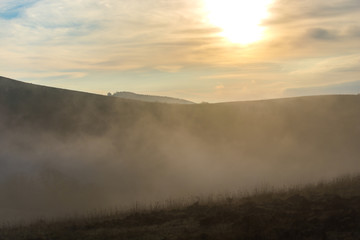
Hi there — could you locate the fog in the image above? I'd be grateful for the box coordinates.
[1,88,360,223]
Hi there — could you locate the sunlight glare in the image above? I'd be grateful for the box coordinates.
[204,0,273,45]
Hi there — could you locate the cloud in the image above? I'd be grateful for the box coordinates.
[155,65,184,73]
[347,25,360,37]
[306,28,338,40]
[0,0,215,71]
[0,0,360,102]
[266,0,360,25]
[284,80,360,97]
[215,84,224,89]
[289,54,360,75]
[263,0,360,45]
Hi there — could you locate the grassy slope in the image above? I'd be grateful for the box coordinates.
[1,175,360,240]
[0,76,151,135]
[1,77,360,238]
[2,76,360,152]
[2,76,360,136]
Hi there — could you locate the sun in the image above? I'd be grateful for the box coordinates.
[204,0,273,45]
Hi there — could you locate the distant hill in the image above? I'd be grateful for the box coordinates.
[1,76,360,224]
[108,91,194,104]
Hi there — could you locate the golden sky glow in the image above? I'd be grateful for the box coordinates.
[0,0,360,102]
[204,0,273,44]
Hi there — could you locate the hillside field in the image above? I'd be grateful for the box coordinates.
[0,76,360,236]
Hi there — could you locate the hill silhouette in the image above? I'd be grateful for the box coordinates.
[0,76,360,224]
[109,91,194,104]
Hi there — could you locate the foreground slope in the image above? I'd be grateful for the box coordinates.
[0,76,360,222]
[1,175,360,240]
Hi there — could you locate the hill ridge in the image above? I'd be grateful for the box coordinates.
[109,91,194,104]
[1,75,360,226]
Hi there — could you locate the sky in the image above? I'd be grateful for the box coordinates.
[0,0,359,102]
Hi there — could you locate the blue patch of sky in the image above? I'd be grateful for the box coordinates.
[0,10,20,20]
[0,0,39,20]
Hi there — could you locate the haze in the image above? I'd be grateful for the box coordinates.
[1,77,360,223]
[0,0,360,225]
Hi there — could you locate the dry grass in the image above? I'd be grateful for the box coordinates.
[1,174,360,240]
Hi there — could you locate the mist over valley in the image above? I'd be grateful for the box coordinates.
[0,76,360,223]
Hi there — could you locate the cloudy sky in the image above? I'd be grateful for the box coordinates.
[0,0,359,102]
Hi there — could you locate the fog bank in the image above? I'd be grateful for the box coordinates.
[1,79,360,223]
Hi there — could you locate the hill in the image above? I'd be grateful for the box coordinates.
[109,91,194,104]
[0,76,360,223]
[1,175,360,240]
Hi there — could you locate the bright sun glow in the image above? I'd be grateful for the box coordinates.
[204,0,273,45]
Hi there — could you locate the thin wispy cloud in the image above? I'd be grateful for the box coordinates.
[0,0,359,102]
